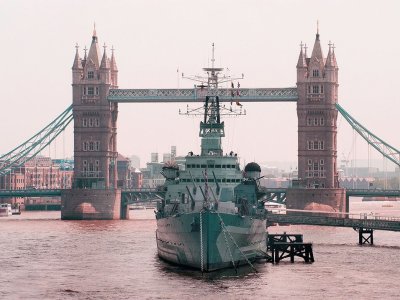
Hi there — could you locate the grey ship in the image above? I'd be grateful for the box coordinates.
[155,46,267,272]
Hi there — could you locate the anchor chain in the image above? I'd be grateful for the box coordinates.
[199,211,204,272]
[217,212,258,273]
[221,221,236,270]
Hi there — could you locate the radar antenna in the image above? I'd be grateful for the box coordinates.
[180,43,245,156]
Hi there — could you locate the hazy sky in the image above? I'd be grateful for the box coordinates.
[1,0,399,168]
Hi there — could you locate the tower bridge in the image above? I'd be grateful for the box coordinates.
[1,27,400,221]
[63,26,344,219]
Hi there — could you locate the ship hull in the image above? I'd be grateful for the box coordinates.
[156,211,266,271]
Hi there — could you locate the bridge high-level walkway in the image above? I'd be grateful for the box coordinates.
[107,88,299,103]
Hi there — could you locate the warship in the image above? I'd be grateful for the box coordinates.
[155,45,267,272]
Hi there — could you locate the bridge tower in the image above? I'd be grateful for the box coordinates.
[287,28,346,212]
[61,28,123,219]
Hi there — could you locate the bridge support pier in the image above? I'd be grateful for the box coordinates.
[61,189,122,220]
[358,228,374,245]
[120,201,130,220]
[286,188,346,214]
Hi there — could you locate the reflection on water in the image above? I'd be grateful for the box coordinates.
[0,200,399,299]
[158,255,258,280]
[68,220,121,232]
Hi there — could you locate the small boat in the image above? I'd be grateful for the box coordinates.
[0,203,12,217]
[265,202,286,214]
[362,196,398,202]
[129,205,147,210]
[11,204,21,215]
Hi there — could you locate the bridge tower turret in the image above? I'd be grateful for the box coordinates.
[62,28,122,220]
[287,27,345,213]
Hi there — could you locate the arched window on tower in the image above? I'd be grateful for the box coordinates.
[89,163,94,176]
[83,160,87,174]
[95,160,100,176]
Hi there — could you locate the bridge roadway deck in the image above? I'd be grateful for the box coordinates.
[267,212,400,232]
[0,189,62,198]
[2,187,400,199]
[0,188,162,198]
[107,88,299,103]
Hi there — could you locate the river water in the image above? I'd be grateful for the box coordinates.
[1,199,399,299]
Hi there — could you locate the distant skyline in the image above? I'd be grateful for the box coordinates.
[1,0,399,170]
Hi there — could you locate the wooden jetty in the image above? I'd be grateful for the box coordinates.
[267,233,314,264]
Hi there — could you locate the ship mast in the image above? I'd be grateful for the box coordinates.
[181,43,244,156]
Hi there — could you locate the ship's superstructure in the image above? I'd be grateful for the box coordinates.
[155,45,267,271]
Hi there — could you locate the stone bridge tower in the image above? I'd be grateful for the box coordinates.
[61,28,123,219]
[287,29,346,212]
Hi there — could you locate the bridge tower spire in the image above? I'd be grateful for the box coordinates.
[288,29,346,213]
[62,28,122,220]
